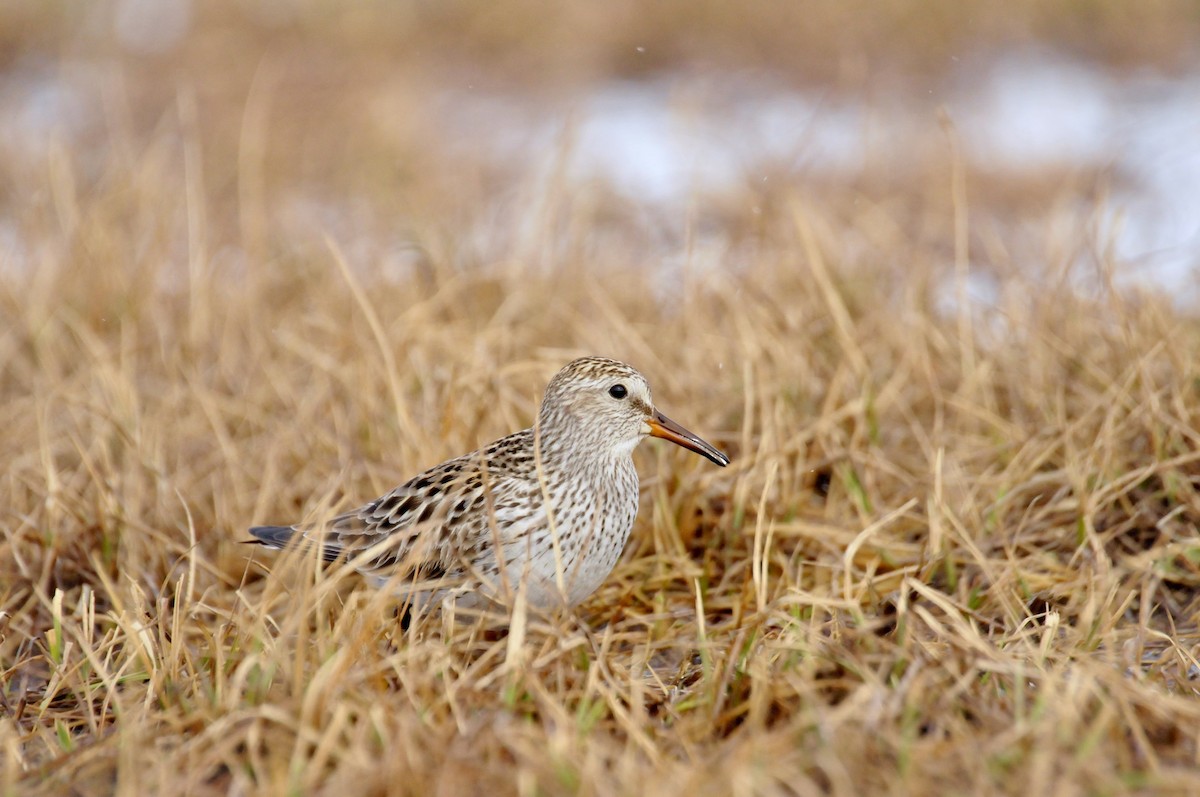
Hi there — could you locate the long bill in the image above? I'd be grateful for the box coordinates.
[646,409,730,467]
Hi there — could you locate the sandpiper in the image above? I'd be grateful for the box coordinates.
[248,356,729,608]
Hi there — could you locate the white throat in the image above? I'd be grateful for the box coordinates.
[610,435,642,459]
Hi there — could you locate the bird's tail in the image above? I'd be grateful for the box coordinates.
[246,525,299,549]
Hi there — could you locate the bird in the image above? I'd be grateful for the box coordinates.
[247,356,729,609]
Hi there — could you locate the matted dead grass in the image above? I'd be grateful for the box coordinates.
[3,3,1200,796]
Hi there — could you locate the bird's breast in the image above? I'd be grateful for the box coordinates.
[485,458,640,608]
[545,458,639,603]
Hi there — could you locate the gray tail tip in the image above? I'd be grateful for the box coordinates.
[247,525,298,549]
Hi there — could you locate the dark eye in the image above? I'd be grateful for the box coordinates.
[608,384,628,399]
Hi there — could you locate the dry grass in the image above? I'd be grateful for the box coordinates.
[3,3,1200,796]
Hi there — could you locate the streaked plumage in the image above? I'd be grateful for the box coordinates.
[248,356,729,608]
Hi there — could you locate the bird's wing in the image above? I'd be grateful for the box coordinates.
[294,429,540,582]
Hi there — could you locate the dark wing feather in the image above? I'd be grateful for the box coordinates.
[247,429,539,581]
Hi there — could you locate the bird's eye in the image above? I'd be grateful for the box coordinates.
[608,384,628,399]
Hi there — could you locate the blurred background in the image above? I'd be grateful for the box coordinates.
[3,0,1198,306]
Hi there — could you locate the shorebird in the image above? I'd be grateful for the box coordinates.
[248,357,729,609]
